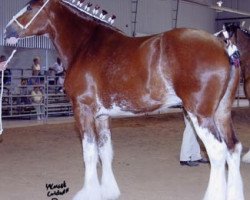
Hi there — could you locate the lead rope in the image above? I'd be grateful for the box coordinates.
[0,49,17,135]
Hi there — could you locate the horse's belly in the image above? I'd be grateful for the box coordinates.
[95,93,182,118]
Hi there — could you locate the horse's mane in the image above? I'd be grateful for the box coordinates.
[60,0,123,34]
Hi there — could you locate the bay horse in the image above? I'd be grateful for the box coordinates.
[219,22,250,163]
[4,0,244,199]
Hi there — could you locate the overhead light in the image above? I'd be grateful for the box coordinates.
[217,1,223,7]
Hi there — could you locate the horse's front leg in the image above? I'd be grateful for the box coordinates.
[73,104,101,200]
[95,115,120,200]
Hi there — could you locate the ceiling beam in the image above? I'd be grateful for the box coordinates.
[215,16,250,21]
[180,0,250,16]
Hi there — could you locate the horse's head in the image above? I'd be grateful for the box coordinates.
[215,22,240,46]
[224,22,240,39]
[224,22,250,47]
[4,0,53,45]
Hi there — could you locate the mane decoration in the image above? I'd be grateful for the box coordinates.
[61,0,116,25]
[224,22,250,38]
[240,27,250,37]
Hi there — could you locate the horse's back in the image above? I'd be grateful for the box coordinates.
[162,28,227,64]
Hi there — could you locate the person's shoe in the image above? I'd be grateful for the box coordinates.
[180,161,199,167]
[195,158,210,164]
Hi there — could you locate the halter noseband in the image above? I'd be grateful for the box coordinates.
[13,0,50,30]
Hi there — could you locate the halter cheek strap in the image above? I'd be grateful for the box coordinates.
[13,0,50,30]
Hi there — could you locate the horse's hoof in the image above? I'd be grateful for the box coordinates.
[242,150,250,163]
[73,187,102,200]
[101,184,120,200]
[101,173,120,200]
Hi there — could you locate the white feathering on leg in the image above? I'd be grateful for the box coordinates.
[73,137,101,200]
[188,113,227,200]
[226,143,244,200]
[99,129,120,200]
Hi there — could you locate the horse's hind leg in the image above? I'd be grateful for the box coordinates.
[226,142,244,200]
[188,112,227,200]
[95,115,120,200]
[215,109,244,200]
[215,117,244,200]
[214,66,244,200]
[73,104,101,200]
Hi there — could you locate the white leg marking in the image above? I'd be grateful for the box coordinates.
[188,113,227,200]
[226,143,244,200]
[99,129,120,200]
[242,149,250,163]
[73,136,102,200]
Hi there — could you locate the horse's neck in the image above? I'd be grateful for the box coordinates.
[49,3,106,67]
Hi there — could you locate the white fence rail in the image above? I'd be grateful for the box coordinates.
[1,70,72,120]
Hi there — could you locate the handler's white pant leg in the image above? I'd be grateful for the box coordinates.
[180,115,202,161]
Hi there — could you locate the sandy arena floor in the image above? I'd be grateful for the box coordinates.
[0,108,249,200]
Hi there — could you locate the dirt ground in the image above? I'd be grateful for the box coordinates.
[0,108,249,200]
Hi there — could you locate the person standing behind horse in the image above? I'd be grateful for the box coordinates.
[0,55,7,71]
[49,57,64,92]
[32,57,41,76]
[31,86,44,120]
[180,113,209,167]
[0,55,11,85]
[31,57,41,85]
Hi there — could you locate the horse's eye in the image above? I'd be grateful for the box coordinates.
[27,5,32,11]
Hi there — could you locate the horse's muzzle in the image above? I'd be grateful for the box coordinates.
[4,25,20,45]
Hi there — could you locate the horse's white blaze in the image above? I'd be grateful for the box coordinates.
[6,5,28,28]
[242,150,250,163]
[188,113,227,200]
[226,143,244,200]
[73,136,101,200]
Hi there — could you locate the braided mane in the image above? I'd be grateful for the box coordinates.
[240,27,250,37]
[61,0,117,27]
